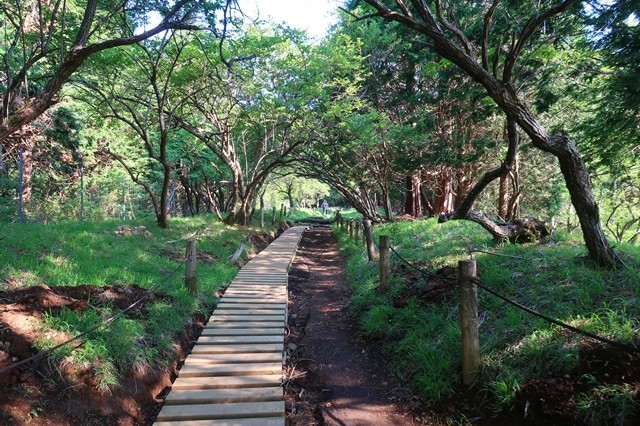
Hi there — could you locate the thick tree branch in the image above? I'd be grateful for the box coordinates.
[482,0,500,72]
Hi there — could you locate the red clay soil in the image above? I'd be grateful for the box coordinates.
[0,284,205,425]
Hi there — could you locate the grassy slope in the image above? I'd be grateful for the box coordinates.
[0,216,262,387]
[335,218,640,422]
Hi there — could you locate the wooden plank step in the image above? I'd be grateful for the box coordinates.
[232,278,287,282]
[179,362,281,378]
[201,328,282,336]
[230,282,287,287]
[196,335,283,345]
[203,321,282,329]
[190,343,282,354]
[184,352,282,365]
[222,288,285,294]
[164,387,282,405]
[222,290,285,296]
[213,305,287,315]
[169,375,282,390]
[156,401,284,422]
[209,315,285,322]
[216,303,285,310]
[226,284,287,290]
[220,294,287,305]
[155,415,284,425]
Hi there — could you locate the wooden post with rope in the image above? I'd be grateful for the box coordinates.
[459,259,479,386]
[379,235,390,291]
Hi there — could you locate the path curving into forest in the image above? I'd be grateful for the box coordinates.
[284,225,429,425]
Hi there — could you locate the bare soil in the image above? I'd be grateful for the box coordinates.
[284,225,433,425]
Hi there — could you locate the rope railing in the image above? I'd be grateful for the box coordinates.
[384,241,640,354]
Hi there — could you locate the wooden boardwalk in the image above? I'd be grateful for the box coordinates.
[155,226,306,426]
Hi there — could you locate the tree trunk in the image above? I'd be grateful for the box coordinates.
[432,174,455,216]
[506,154,521,220]
[259,192,265,227]
[404,172,423,217]
[440,210,549,243]
[19,137,34,210]
[497,172,509,220]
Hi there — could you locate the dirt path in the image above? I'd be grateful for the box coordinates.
[285,225,428,426]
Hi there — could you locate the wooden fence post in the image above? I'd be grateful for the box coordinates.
[363,217,376,261]
[379,235,390,291]
[185,240,197,296]
[458,259,479,386]
[279,203,285,219]
[349,220,354,238]
[354,221,360,242]
[335,210,341,228]
[272,206,277,225]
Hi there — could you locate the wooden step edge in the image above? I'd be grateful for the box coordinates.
[155,401,285,422]
[155,416,285,426]
[169,375,282,391]
[164,390,282,406]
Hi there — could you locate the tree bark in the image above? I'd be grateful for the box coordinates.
[497,171,509,220]
[404,172,423,217]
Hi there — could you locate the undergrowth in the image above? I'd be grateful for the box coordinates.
[0,215,262,389]
[335,218,640,422]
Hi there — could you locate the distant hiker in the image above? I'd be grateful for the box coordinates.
[321,200,328,215]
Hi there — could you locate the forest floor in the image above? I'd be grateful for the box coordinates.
[1,224,638,425]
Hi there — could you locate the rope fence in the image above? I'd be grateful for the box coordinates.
[335,219,640,385]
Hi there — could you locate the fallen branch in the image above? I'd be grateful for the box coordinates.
[229,243,245,263]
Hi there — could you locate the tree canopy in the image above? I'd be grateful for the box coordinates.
[1,0,638,265]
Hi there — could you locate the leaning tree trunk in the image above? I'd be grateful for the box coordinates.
[438,118,541,242]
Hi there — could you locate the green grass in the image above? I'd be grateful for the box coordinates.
[0,215,257,388]
[334,217,640,419]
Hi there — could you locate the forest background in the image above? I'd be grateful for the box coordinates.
[0,0,639,260]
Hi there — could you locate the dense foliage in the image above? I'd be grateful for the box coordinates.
[0,0,638,250]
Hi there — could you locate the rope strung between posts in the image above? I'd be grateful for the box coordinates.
[469,277,640,354]
[389,245,457,282]
[468,249,526,260]
[0,260,186,375]
[387,245,640,354]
